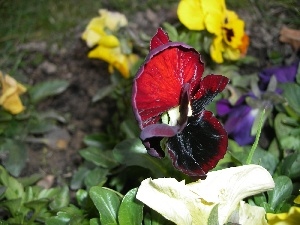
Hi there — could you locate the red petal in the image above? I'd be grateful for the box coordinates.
[132,43,204,129]
[150,28,170,50]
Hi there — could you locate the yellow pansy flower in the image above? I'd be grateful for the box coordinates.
[0,71,27,114]
[267,195,300,225]
[82,9,137,78]
[137,165,274,225]
[177,0,249,63]
[88,45,138,78]
[81,9,127,47]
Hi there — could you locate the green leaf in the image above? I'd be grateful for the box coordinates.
[84,167,108,189]
[89,186,121,225]
[280,153,300,179]
[274,113,300,150]
[0,139,27,177]
[79,147,118,168]
[120,119,140,139]
[280,82,300,115]
[143,210,173,225]
[230,145,278,175]
[0,166,24,200]
[92,84,115,102]
[267,176,293,211]
[46,212,70,225]
[113,138,170,177]
[29,79,69,103]
[70,166,90,190]
[83,133,111,148]
[118,188,143,225]
[90,218,101,225]
[0,198,22,217]
[49,186,70,210]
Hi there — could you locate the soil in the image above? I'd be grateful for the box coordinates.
[15,4,296,185]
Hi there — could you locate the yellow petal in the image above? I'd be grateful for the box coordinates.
[223,45,241,61]
[210,36,224,63]
[202,0,226,35]
[99,9,128,31]
[267,206,300,225]
[81,17,106,47]
[1,93,26,114]
[100,35,120,48]
[88,46,136,78]
[0,72,26,114]
[177,0,205,30]
[223,10,245,48]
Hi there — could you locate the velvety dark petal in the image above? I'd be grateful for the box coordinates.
[192,75,229,115]
[132,42,204,129]
[167,110,228,177]
[150,28,170,50]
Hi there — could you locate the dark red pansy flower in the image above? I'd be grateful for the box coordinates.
[132,28,229,177]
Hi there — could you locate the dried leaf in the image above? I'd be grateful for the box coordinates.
[279,26,300,51]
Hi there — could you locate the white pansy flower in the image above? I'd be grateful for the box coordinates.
[136,164,274,225]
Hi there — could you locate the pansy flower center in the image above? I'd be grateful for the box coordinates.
[162,103,192,126]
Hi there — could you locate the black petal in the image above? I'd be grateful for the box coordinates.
[167,111,228,177]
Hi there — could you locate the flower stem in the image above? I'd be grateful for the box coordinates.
[246,109,265,164]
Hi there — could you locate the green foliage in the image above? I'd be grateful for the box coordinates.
[0,79,69,176]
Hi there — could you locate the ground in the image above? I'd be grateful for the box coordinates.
[10,3,297,184]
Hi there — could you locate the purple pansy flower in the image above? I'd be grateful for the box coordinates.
[258,61,299,90]
[132,28,229,177]
[217,95,259,146]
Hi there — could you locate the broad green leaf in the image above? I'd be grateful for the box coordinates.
[49,186,70,210]
[76,189,88,208]
[0,198,22,217]
[274,113,300,150]
[143,209,174,225]
[120,119,140,139]
[17,173,43,187]
[70,166,90,190]
[90,218,101,225]
[29,79,69,103]
[84,167,108,189]
[92,84,115,102]
[83,133,111,148]
[89,186,121,225]
[280,153,300,179]
[27,119,57,134]
[113,138,171,177]
[24,198,49,215]
[45,212,70,225]
[0,166,24,200]
[267,176,293,211]
[79,147,118,168]
[118,188,143,225]
[1,139,27,177]
[280,83,300,115]
[230,145,278,174]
